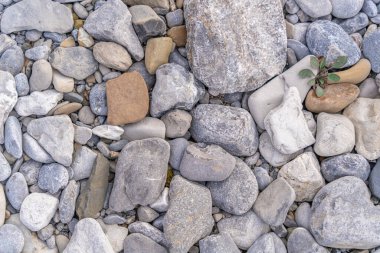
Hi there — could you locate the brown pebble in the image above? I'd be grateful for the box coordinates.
[54,102,83,115]
[167,25,187,47]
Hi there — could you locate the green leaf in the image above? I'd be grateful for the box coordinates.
[327,73,340,82]
[298,69,315,79]
[315,85,324,97]
[319,57,326,69]
[318,78,325,85]
[307,78,316,86]
[310,56,319,69]
[332,56,348,68]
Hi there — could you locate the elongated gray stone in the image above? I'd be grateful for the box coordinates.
[199,232,240,253]
[123,233,168,253]
[5,172,28,210]
[4,116,22,159]
[0,152,11,181]
[22,133,54,164]
[59,180,80,224]
[0,71,17,144]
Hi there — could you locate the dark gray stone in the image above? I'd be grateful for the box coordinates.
[166,9,184,28]
[247,232,286,253]
[253,167,273,191]
[191,104,259,156]
[321,153,370,182]
[330,0,364,18]
[168,138,188,170]
[370,14,380,24]
[199,232,240,253]
[169,49,190,70]
[89,83,107,116]
[38,163,69,194]
[287,228,329,253]
[4,116,22,159]
[369,159,380,198]
[0,46,24,75]
[19,160,42,186]
[339,12,369,34]
[123,233,168,253]
[295,202,311,231]
[5,172,28,210]
[287,39,310,60]
[306,20,361,67]
[363,30,380,73]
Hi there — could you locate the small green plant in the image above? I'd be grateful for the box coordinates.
[298,55,348,97]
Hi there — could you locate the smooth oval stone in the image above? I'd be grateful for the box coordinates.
[294,0,332,18]
[0,150,11,181]
[330,0,364,18]
[287,227,329,253]
[247,232,286,253]
[122,117,166,141]
[369,159,380,198]
[4,116,23,159]
[22,133,55,163]
[5,172,28,210]
[305,83,359,113]
[89,83,107,116]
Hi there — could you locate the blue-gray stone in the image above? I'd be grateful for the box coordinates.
[363,30,380,73]
[330,0,364,19]
[4,116,22,159]
[22,133,55,163]
[59,180,80,224]
[168,138,188,170]
[38,163,69,194]
[0,224,24,253]
[199,232,240,253]
[123,233,168,253]
[287,39,310,60]
[19,160,42,186]
[0,46,24,75]
[294,0,332,18]
[14,73,29,96]
[169,49,190,70]
[25,45,50,61]
[0,152,11,181]
[253,167,273,191]
[321,153,370,182]
[247,232,287,253]
[370,14,380,24]
[287,228,329,253]
[295,202,311,231]
[362,1,378,17]
[5,172,28,210]
[306,20,361,67]
[44,32,67,43]
[89,83,107,116]
[369,159,380,198]
[166,9,184,28]
[339,12,369,34]
[128,61,155,90]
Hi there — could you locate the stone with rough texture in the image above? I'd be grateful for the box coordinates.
[179,143,235,182]
[161,109,192,138]
[310,176,380,249]
[330,0,364,18]
[184,0,286,93]
[207,158,258,215]
[199,232,240,253]
[84,0,144,61]
[137,206,159,223]
[0,71,18,144]
[59,180,80,224]
[124,0,169,12]
[339,13,369,34]
[93,42,132,71]
[264,87,315,155]
[0,0,73,34]
[247,233,287,253]
[295,202,311,231]
[5,172,28,210]
[253,178,296,227]
[164,176,214,253]
[4,116,22,159]
[123,233,167,253]
[97,219,128,252]
[191,104,258,156]
[92,125,124,140]
[29,59,53,92]
[363,30,380,73]
[278,152,325,202]
[314,113,355,157]
[63,218,114,253]
[359,78,379,98]
[128,221,168,247]
[71,146,97,181]
[27,115,74,166]
[20,193,58,231]
[50,47,98,80]
[109,138,169,212]
[89,83,107,116]
[294,0,332,18]
[369,160,380,198]
[145,37,173,74]
[38,163,69,194]
[106,72,149,125]
[150,63,204,117]
[15,73,29,96]
[22,133,54,163]
[168,138,188,170]
[15,90,63,117]
[128,61,155,89]
[287,228,329,253]
[217,211,270,250]
[122,117,166,141]
[343,98,380,160]
[306,20,361,67]
[0,224,25,253]
[25,45,50,61]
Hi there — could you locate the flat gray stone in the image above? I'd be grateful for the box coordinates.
[5,172,28,210]
[295,202,312,231]
[0,71,18,144]
[123,233,168,253]
[184,0,286,93]
[0,224,25,253]
[122,117,165,141]
[25,45,50,61]
[38,163,69,194]
[199,232,240,253]
[287,228,329,253]
[247,233,286,253]
[59,180,80,224]
[19,160,41,186]
[4,116,22,159]
[92,125,124,141]
[71,146,97,181]
[137,206,159,223]
[15,90,63,117]
[22,133,54,164]
[168,138,188,170]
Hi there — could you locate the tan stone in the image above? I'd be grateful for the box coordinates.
[54,103,83,115]
[60,37,76,48]
[305,83,359,113]
[93,42,132,71]
[167,25,187,47]
[106,72,149,125]
[145,37,173,74]
[78,28,94,48]
[328,59,371,85]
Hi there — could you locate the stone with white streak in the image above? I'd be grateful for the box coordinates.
[92,125,124,141]
[0,71,18,144]
[15,90,63,117]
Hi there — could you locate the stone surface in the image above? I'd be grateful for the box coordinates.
[168,138,188,170]
[92,125,124,140]
[278,152,325,202]
[330,0,364,18]
[0,224,25,253]
[0,152,11,181]
[339,12,369,34]
[124,0,169,11]
[167,26,187,47]
[137,206,159,223]
[295,202,312,231]
[25,45,50,61]
[20,193,58,231]
[253,178,296,226]
[122,117,166,141]
[184,0,286,93]
[191,104,258,156]
[29,60,53,92]
[6,172,28,210]
[363,30,380,73]
[50,47,98,80]
[54,102,82,115]
[305,83,359,113]
[343,98,380,160]
[98,221,128,252]
[0,0,73,34]
[84,0,144,61]
[22,133,54,163]
[329,59,371,85]
[27,115,74,166]
[150,63,204,117]
[109,138,169,212]
[0,71,18,144]
[314,113,355,157]
[53,71,74,93]
[128,221,168,247]
[93,42,132,71]
[310,176,380,249]
[247,233,286,253]
[4,116,22,159]
[89,83,107,116]
[128,61,156,89]
[359,78,379,98]
[199,232,240,253]
[63,218,114,253]
[217,210,270,250]
[164,176,214,253]
[161,109,192,138]
[15,90,63,117]
[369,159,380,198]
[179,143,235,182]
[123,233,167,253]
[294,0,332,18]
[207,158,258,215]
[71,146,97,181]
[0,184,5,226]
[145,37,173,74]
[264,87,315,155]
[106,72,149,125]
[0,46,24,76]
[15,73,29,96]
[287,228,329,253]
[38,163,69,194]
[306,20,361,67]
[59,180,80,224]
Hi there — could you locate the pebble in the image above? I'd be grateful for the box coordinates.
[253,178,296,226]
[54,102,82,115]
[14,73,29,97]
[278,152,325,202]
[0,34,15,55]
[339,12,369,34]
[109,138,170,212]
[92,125,124,140]
[4,116,22,159]
[217,210,270,250]
[93,42,132,71]
[0,224,25,253]
[123,233,167,253]
[369,159,380,199]
[59,180,80,224]
[128,61,156,89]
[294,0,332,18]
[359,78,379,98]
[89,83,107,116]
[0,71,18,143]
[37,224,54,241]
[122,117,166,141]
[6,172,28,210]
[0,184,5,226]
[137,206,160,223]
[38,163,69,194]
[363,30,380,73]
[98,220,129,252]
[207,158,258,215]
[145,37,173,74]
[314,113,355,156]
[78,106,95,124]
[164,176,213,252]
[191,104,259,156]
[84,0,144,61]
[295,202,312,231]
[287,227,329,253]
[71,146,97,180]
[167,25,187,47]
[128,221,168,247]
[150,187,169,212]
[25,45,50,61]
[199,232,240,253]
[19,160,41,186]
[124,0,169,11]
[166,9,184,27]
[73,2,88,19]
[103,214,127,225]
[286,0,300,14]
[151,63,204,117]
[247,232,286,253]
[106,72,149,125]
[253,167,273,191]
[74,125,92,145]
[287,39,310,60]
[0,46,24,76]
[20,192,58,231]
[15,90,63,117]
[22,133,54,163]
[168,138,188,170]
[330,0,364,18]
[52,71,74,93]
[161,109,191,138]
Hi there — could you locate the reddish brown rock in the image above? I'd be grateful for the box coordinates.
[167,25,187,47]
[305,83,359,113]
[106,72,149,125]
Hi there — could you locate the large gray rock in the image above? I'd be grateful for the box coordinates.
[184,0,286,93]
[5,172,28,210]
[179,143,236,181]
[150,63,205,117]
[191,104,258,156]
[38,163,69,194]
[287,228,329,253]
[330,0,364,18]
[363,30,380,73]
[50,47,98,80]
[0,224,25,253]
[207,158,258,215]
[310,176,380,249]
[306,20,361,67]
[0,71,17,144]
[123,233,168,253]
[22,133,54,164]
[15,90,63,117]
[321,153,370,182]
[247,233,286,253]
[164,176,214,253]
[109,138,169,212]
[217,211,270,250]
[59,180,80,224]
[27,115,74,166]
[4,116,22,159]
[0,46,24,76]
[84,0,144,61]
[63,218,114,253]
[0,0,73,34]
[199,232,240,253]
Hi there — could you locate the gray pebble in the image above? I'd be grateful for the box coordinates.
[0,224,25,253]
[63,92,83,103]
[369,159,380,198]
[78,105,95,125]
[295,202,312,231]
[286,14,299,24]
[14,73,29,96]
[4,116,23,159]
[286,0,300,14]
[363,30,380,73]
[137,206,160,223]
[168,138,188,170]
[161,109,192,139]
[370,14,380,24]
[25,30,42,42]
[339,12,369,34]
[199,232,240,253]
[5,172,28,210]
[287,39,310,60]
[59,180,80,224]
[128,221,168,247]
[25,45,50,61]
[89,83,107,116]
[29,60,53,92]
[38,163,69,194]
[287,227,329,253]
[0,46,24,76]
[149,187,169,213]
[166,9,184,28]
[108,139,129,152]
[19,160,42,186]
[73,2,88,19]
[22,133,54,164]
[247,232,286,253]
[169,49,190,70]
[128,61,155,90]
[103,214,127,225]
[74,125,92,145]
[359,78,379,98]
[362,0,378,17]
[253,167,273,191]
[43,32,67,43]
[71,146,97,181]
[123,233,168,253]
[37,224,55,241]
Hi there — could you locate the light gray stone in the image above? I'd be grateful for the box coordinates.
[0,184,5,226]
[92,125,124,140]
[97,220,128,252]
[25,45,50,61]
[122,117,165,141]
[29,60,53,92]
[330,0,364,18]
[287,228,329,253]
[71,146,97,180]
[22,133,54,163]
[295,202,311,231]
[59,180,80,224]
[123,233,167,253]
[78,106,95,124]
[294,0,332,18]
[15,90,63,117]
[0,46,24,76]
[137,206,159,223]
[253,167,273,191]
[168,138,188,170]
[199,232,240,253]
[0,224,25,253]
[363,30,380,73]
[149,187,169,213]
[4,116,22,159]
[0,34,16,55]
[5,172,28,210]
[359,78,379,98]
[74,125,92,145]
[73,2,88,19]
[14,73,29,96]
[128,221,168,247]
[247,232,286,253]
[0,152,11,181]
[0,71,18,144]
[38,163,69,194]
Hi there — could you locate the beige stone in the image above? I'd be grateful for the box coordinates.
[167,25,187,47]
[60,36,76,48]
[53,70,74,93]
[93,42,132,71]
[54,103,82,115]
[78,28,94,48]
[145,37,173,74]
[328,59,371,85]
